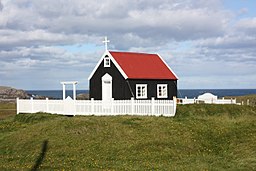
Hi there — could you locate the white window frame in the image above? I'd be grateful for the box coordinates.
[136,84,147,99]
[104,56,110,67]
[157,84,168,98]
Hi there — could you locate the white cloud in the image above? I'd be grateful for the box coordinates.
[236,17,256,35]
[0,29,91,49]
[0,0,230,47]
[0,0,255,89]
[0,0,3,11]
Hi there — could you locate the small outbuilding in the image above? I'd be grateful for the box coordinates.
[197,93,218,104]
[88,50,178,100]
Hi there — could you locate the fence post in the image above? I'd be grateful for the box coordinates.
[73,99,76,116]
[173,96,177,116]
[151,97,155,115]
[46,98,49,113]
[111,98,114,115]
[16,98,19,114]
[131,97,134,115]
[30,97,34,113]
[247,99,250,105]
[91,98,94,114]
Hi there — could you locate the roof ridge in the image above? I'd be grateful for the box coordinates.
[109,50,157,55]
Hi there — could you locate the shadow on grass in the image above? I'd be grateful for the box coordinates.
[31,140,48,171]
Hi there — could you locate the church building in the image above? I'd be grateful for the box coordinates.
[88,44,178,100]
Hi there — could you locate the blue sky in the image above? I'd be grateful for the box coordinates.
[223,0,256,17]
[0,0,255,90]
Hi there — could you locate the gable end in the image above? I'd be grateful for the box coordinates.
[88,50,128,80]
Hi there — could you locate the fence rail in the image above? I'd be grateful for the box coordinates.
[17,97,176,117]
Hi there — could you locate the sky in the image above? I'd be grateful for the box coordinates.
[0,0,255,90]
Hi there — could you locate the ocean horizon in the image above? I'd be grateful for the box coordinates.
[26,89,256,99]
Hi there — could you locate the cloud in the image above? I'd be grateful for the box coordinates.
[0,0,255,89]
[235,17,256,35]
[0,0,3,11]
[0,0,232,56]
[0,45,101,89]
[0,29,91,50]
[0,45,99,70]
[0,0,230,48]
[197,35,256,50]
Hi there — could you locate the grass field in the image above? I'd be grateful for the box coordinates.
[0,101,256,170]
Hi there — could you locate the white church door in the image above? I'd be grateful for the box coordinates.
[102,73,112,101]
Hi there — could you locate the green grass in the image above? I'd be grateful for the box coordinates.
[0,103,256,170]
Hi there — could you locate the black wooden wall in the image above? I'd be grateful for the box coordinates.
[89,60,131,100]
[127,79,177,100]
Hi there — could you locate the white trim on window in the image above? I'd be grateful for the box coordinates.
[136,84,147,99]
[104,56,110,67]
[157,84,168,98]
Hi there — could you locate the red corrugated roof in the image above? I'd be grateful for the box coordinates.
[109,51,178,80]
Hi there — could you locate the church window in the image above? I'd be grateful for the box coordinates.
[136,84,147,99]
[104,55,110,67]
[157,84,168,98]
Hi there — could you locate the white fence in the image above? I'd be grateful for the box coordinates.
[17,97,177,117]
[178,97,237,105]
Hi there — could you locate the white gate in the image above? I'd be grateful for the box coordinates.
[63,96,75,115]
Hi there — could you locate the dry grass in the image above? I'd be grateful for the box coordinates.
[225,94,256,106]
[0,101,16,120]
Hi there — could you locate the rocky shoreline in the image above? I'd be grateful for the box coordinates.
[0,86,30,101]
[0,86,90,102]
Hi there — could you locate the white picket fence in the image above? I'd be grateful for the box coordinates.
[178,97,237,105]
[17,97,177,117]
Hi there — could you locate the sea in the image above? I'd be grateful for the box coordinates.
[26,89,256,99]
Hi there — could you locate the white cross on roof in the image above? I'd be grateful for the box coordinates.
[102,36,110,51]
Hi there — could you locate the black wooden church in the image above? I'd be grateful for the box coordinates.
[88,48,178,100]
